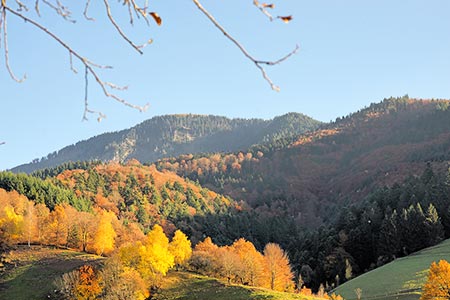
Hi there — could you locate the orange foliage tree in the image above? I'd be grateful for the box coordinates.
[44,204,68,247]
[190,237,219,275]
[231,238,265,286]
[421,260,450,300]
[75,265,103,300]
[190,237,294,291]
[263,243,294,292]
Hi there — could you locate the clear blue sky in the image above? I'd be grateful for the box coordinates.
[1,0,449,170]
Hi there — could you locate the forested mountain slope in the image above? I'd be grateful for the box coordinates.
[11,113,320,174]
[1,160,238,243]
[156,97,450,225]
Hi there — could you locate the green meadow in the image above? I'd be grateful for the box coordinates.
[333,239,450,300]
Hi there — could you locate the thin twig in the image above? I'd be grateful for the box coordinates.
[256,44,300,66]
[104,81,128,90]
[0,142,5,145]
[2,8,27,82]
[42,0,74,22]
[69,52,78,73]
[4,6,148,116]
[14,0,29,12]
[127,1,134,25]
[83,66,106,121]
[0,8,3,45]
[102,0,143,54]
[253,0,292,24]
[34,0,41,17]
[83,58,112,69]
[253,0,274,21]
[83,0,95,21]
[192,0,298,91]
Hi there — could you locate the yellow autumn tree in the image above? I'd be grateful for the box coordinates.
[138,224,174,286]
[92,210,117,256]
[169,230,192,270]
[263,243,294,292]
[0,189,28,245]
[421,260,450,300]
[0,205,24,244]
[119,224,174,288]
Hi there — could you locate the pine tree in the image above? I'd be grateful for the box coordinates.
[377,210,400,262]
[425,203,444,246]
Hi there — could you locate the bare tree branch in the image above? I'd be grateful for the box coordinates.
[83,66,106,121]
[192,0,298,92]
[102,0,153,54]
[3,5,149,118]
[2,0,297,120]
[0,142,5,146]
[256,44,300,66]
[69,52,78,74]
[253,0,293,24]
[42,0,74,22]
[83,0,95,21]
[14,0,28,12]
[253,0,274,21]
[2,8,27,82]
[103,0,143,53]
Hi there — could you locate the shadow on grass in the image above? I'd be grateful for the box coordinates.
[154,272,312,300]
[0,248,103,300]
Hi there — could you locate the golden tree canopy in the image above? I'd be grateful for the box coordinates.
[421,260,450,300]
[169,230,192,268]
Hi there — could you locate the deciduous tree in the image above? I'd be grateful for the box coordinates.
[169,230,192,270]
[263,243,294,291]
[92,210,117,255]
[231,238,265,286]
[421,260,450,300]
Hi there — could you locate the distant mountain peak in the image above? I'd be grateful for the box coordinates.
[11,113,321,174]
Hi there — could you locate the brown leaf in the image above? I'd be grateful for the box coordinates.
[150,12,162,26]
[262,3,275,9]
[279,15,293,23]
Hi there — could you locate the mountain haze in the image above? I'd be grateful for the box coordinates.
[11,113,321,173]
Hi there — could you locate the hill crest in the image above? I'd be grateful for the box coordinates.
[11,113,321,174]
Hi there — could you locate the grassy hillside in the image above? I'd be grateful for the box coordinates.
[0,247,322,300]
[333,238,450,300]
[155,271,322,300]
[0,246,103,300]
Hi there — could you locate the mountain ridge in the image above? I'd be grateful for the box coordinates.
[11,113,321,174]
